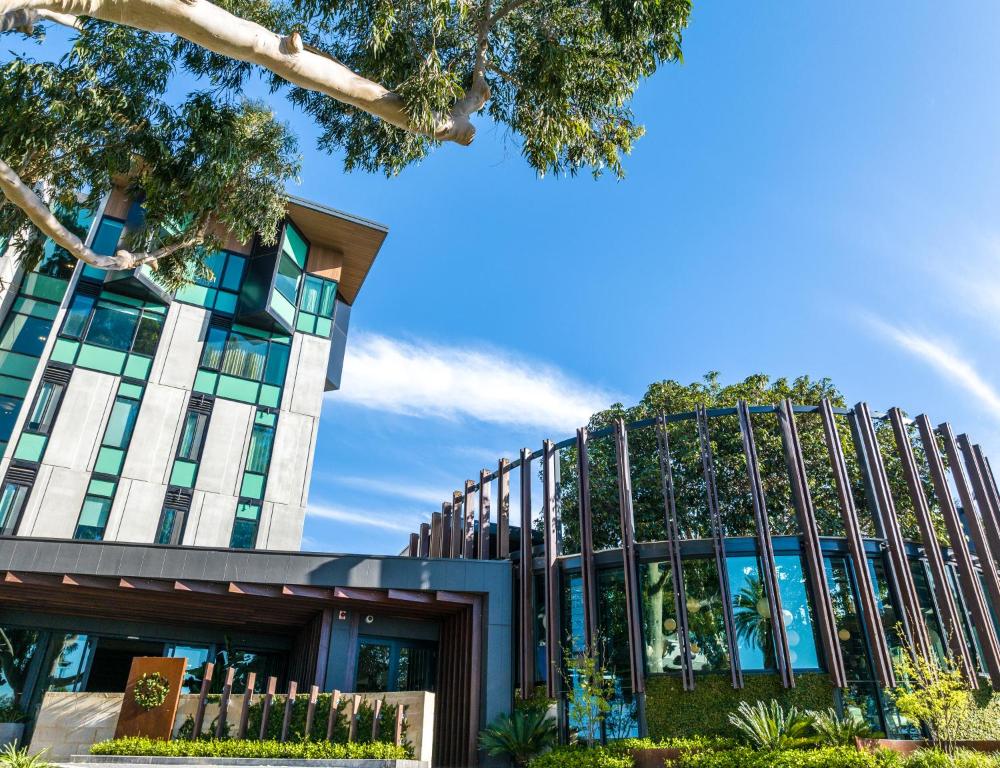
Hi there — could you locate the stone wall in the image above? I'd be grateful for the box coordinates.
[29,692,435,763]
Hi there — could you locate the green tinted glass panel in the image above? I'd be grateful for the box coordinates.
[50,338,79,365]
[258,385,280,408]
[220,255,245,291]
[200,327,228,369]
[202,252,226,287]
[77,496,111,528]
[169,460,197,488]
[319,281,337,317]
[87,478,116,497]
[240,473,265,499]
[254,410,277,427]
[60,293,96,339]
[0,376,28,398]
[77,344,126,374]
[13,298,59,320]
[315,317,332,337]
[216,375,258,404]
[124,354,151,380]
[13,433,46,462]
[20,273,67,303]
[270,288,296,327]
[193,369,218,394]
[236,502,260,521]
[81,264,105,281]
[296,313,316,334]
[230,517,258,549]
[263,343,289,386]
[131,313,164,356]
[95,446,125,475]
[300,276,322,314]
[103,397,140,448]
[118,382,143,400]
[86,302,139,350]
[0,351,38,379]
[213,292,237,315]
[282,223,308,268]
[92,218,124,255]
[232,324,269,340]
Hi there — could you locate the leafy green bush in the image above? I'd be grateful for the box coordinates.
[808,708,877,746]
[0,745,54,768]
[480,709,558,767]
[603,736,738,755]
[90,738,410,760]
[0,697,26,724]
[528,744,632,768]
[727,700,814,750]
[903,750,1000,768]
[676,745,903,768]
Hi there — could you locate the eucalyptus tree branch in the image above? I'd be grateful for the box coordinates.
[0,156,204,269]
[0,6,80,30]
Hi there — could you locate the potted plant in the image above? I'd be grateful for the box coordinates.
[0,696,27,748]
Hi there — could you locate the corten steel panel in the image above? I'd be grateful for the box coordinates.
[777,399,847,688]
[542,440,562,697]
[696,406,743,689]
[114,656,186,739]
[576,428,599,651]
[518,448,535,699]
[654,415,694,690]
[429,512,443,558]
[442,503,453,560]
[613,420,646,695]
[497,459,511,560]
[478,470,492,560]
[464,480,477,559]
[452,491,464,559]
[852,403,933,661]
[737,400,794,689]
[820,400,895,686]
[959,434,1000,573]
[890,409,978,685]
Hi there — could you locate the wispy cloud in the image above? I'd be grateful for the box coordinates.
[865,315,1000,420]
[334,332,620,433]
[306,503,419,532]
[318,474,449,506]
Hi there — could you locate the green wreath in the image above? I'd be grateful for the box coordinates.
[133,672,170,710]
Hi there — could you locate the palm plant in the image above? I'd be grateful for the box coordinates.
[727,700,815,750]
[808,708,875,746]
[0,745,54,768]
[732,575,776,670]
[479,709,558,767]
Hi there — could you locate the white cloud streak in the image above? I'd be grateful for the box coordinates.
[306,503,418,532]
[865,316,1000,420]
[334,332,620,433]
[320,474,449,506]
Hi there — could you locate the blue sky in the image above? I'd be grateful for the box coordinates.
[13,3,1000,554]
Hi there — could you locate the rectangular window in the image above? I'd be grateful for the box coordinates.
[221,332,268,380]
[229,501,261,549]
[0,396,21,447]
[274,254,301,306]
[0,482,28,534]
[61,293,96,339]
[74,495,112,540]
[246,423,274,475]
[177,411,208,461]
[25,380,65,434]
[85,302,140,351]
[103,396,140,449]
[0,313,52,357]
[156,506,183,545]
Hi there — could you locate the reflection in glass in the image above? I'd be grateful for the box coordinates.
[355,642,391,692]
[47,633,92,692]
[596,569,638,737]
[0,627,42,705]
[26,381,63,433]
[823,556,873,680]
[640,561,681,674]
[710,415,754,537]
[728,555,774,671]
[868,556,907,660]
[682,559,729,673]
[842,682,883,734]
[774,555,819,670]
[167,644,211,693]
[909,560,947,664]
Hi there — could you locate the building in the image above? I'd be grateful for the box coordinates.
[0,189,512,767]
[405,401,1000,741]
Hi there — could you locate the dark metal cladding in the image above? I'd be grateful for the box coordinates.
[442,502,453,560]
[518,447,535,699]
[852,403,933,661]
[737,400,794,689]
[696,405,743,689]
[429,512,443,558]
[452,491,464,559]
[576,427,599,651]
[479,469,492,560]
[958,434,1000,574]
[654,414,694,691]
[498,458,511,560]
[939,421,1000,673]
[418,523,430,558]
[916,415,1000,689]
[777,399,846,688]
[613,419,646,695]
[889,409,977,685]
[542,440,562,698]
[821,400,895,687]
[464,480,477,559]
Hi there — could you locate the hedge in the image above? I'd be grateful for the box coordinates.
[955,690,1000,741]
[644,672,835,739]
[674,746,903,768]
[90,738,411,760]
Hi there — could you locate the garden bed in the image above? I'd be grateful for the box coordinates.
[67,758,424,768]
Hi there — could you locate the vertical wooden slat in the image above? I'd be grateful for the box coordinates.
[959,434,1000,573]
[192,661,214,737]
[654,415,694,690]
[216,666,235,737]
[259,676,277,740]
[478,469,492,560]
[304,684,319,739]
[820,400,895,687]
[890,409,977,685]
[917,418,1000,688]
[236,671,256,739]
[697,406,743,689]
[394,704,405,746]
[348,694,361,742]
[452,491,464,558]
[613,420,646,695]
[518,448,535,699]
[326,690,342,740]
[777,399,846,688]
[418,524,430,558]
[430,511,443,558]
[497,458,511,559]
[541,440,562,698]
[464,480,477,559]
[407,533,419,557]
[442,502,453,560]
[371,698,383,740]
[281,680,297,742]
[314,609,333,690]
[853,403,932,660]
[576,427,599,651]
[467,600,483,767]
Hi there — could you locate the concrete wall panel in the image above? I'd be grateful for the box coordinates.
[153,303,209,390]
[44,368,116,472]
[120,383,187,485]
[27,467,89,538]
[107,479,166,543]
[284,334,330,418]
[195,398,252,496]
[188,490,237,548]
[264,412,315,507]
[262,503,304,551]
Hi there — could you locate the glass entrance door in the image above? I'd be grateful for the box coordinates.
[354,637,436,693]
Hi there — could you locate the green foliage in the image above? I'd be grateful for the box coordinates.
[603,736,738,754]
[890,646,973,753]
[952,688,1000,740]
[675,746,902,768]
[479,708,558,767]
[563,645,614,747]
[245,693,402,744]
[516,685,556,717]
[90,738,409,760]
[0,696,26,724]
[808,708,877,746]
[527,744,631,768]
[0,745,52,768]
[902,750,1000,768]
[645,672,835,739]
[132,672,170,711]
[727,700,815,751]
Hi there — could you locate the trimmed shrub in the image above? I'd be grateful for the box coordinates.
[90,737,410,760]
[676,746,903,768]
[528,745,631,768]
[603,736,738,755]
